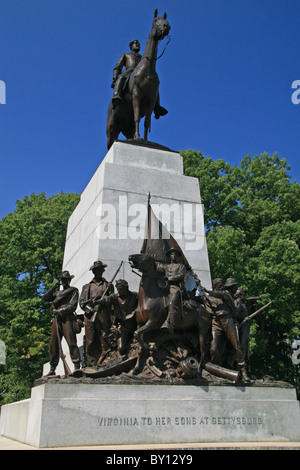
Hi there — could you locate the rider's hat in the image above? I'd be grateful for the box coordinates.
[166,246,182,256]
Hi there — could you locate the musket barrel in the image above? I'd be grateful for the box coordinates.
[239,300,274,328]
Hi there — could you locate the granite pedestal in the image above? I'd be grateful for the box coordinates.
[1,381,299,448]
[62,141,211,293]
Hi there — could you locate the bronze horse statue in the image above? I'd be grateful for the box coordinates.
[128,253,211,373]
[106,10,171,149]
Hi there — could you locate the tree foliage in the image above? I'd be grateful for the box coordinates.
[0,192,80,403]
[182,149,300,389]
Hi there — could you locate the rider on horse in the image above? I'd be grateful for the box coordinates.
[156,247,201,334]
[111,39,168,118]
[111,39,142,108]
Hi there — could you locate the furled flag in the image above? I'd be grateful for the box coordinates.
[140,194,199,292]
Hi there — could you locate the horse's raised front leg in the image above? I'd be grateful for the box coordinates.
[132,86,141,139]
[134,319,158,350]
[130,320,159,376]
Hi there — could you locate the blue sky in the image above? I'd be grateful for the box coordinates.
[0,0,299,219]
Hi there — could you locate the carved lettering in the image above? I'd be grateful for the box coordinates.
[174,417,197,425]
[98,415,263,427]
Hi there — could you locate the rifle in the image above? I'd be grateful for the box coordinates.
[89,261,123,323]
[54,314,72,376]
[197,281,214,309]
[239,300,275,329]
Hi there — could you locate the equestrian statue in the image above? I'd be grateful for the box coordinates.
[106,10,171,149]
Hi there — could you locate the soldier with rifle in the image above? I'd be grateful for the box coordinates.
[234,288,274,360]
[99,279,138,357]
[234,288,253,362]
[221,277,242,369]
[79,260,115,367]
[43,271,81,376]
[202,278,251,382]
[218,278,260,365]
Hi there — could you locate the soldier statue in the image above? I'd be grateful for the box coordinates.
[203,278,250,382]
[111,39,142,108]
[43,270,81,375]
[155,247,200,334]
[79,261,114,367]
[101,279,138,356]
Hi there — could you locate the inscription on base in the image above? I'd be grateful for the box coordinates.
[98,416,263,427]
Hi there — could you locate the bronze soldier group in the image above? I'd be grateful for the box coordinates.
[43,251,265,383]
[43,261,138,375]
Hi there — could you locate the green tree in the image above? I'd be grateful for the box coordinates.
[181,149,300,390]
[0,192,80,404]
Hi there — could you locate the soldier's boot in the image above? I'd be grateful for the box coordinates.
[112,77,125,108]
[154,105,168,119]
[239,364,251,383]
[112,93,123,108]
[167,324,175,335]
[44,366,56,377]
[166,311,175,335]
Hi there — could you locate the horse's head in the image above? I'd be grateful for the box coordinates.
[128,253,156,273]
[152,10,171,40]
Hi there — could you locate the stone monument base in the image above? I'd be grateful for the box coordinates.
[0,380,299,448]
